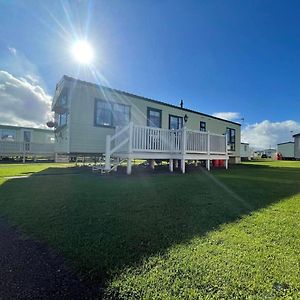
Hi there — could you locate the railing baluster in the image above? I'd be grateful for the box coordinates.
[106,125,226,155]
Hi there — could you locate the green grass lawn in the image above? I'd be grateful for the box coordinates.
[0,161,299,299]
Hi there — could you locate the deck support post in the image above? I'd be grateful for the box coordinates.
[114,157,120,172]
[175,159,179,168]
[150,159,155,170]
[225,159,228,170]
[195,160,198,167]
[22,147,26,163]
[181,158,186,174]
[206,159,210,171]
[127,158,132,175]
[105,135,111,171]
[169,159,174,172]
[126,122,134,175]
[181,126,187,174]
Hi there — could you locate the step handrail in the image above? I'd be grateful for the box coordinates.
[105,122,132,170]
[110,123,130,143]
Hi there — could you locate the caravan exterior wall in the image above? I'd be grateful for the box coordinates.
[240,143,251,160]
[277,142,294,159]
[0,124,55,159]
[53,76,241,162]
[293,134,300,159]
[0,124,54,144]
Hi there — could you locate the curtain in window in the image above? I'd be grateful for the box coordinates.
[95,100,130,127]
[96,101,113,126]
[113,104,130,126]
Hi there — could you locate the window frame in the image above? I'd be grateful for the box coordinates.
[54,111,68,129]
[200,121,206,132]
[59,112,68,127]
[23,130,32,143]
[94,98,131,128]
[0,129,17,141]
[58,88,69,107]
[169,114,183,130]
[147,107,162,128]
[226,127,236,151]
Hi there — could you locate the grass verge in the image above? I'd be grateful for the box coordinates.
[0,161,299,299]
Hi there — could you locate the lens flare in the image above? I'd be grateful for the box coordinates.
[72,40,94,65]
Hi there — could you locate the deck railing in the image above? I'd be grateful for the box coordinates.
[186,130,208,153]
[104,123,227,170]
[0,141,55,156]
[132,125,182,153]
[209,134,227,154]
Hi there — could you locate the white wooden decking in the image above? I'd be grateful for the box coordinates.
[104,122,229,174]
[0,141,55,162]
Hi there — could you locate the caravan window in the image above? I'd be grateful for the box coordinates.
[46,134,55,143]
[226,128,236,151]
[1,129,16,141]
[169,115,183,130]
[55,112,67,127]
[200,121,206,132]
[60,92,68,106]
[95,101,113,126]
[113,103,130,126]
[94,99,130,127]
[147,108,162,128]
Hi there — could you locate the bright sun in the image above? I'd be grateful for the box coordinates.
[72,40,94,65]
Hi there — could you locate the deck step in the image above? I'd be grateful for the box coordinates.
[92,157,125,174]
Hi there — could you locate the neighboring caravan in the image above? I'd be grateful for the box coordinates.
[240,142,251,161]
[0,124,55,161]
[293,133,300,160]
[262,149,277,159]
[277,142,294,160]
[52,76,241,174]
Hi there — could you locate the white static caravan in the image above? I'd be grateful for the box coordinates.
[240,142,251,161]
[52,76,241,174]
[263,149,277,159]
[293,133,300,160]
[0,124,55,162]
[277,142,294,160]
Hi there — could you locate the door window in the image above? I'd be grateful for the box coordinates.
[23,131,31,143]
[226,128,236,151]
[169,115,183,130]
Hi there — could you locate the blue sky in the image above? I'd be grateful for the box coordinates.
[0,0,300,148]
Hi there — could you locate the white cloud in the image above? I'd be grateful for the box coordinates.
[0,70,52,128]
[8,47,17,55]
[242,120,300,149]
[25,74,39,84]
[213,112,241,121]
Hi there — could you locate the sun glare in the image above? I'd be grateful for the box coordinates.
[72,40,94,65]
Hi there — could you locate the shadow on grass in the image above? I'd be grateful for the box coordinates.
[0,162,299,290]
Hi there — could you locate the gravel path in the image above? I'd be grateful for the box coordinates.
[0,219,101,299]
